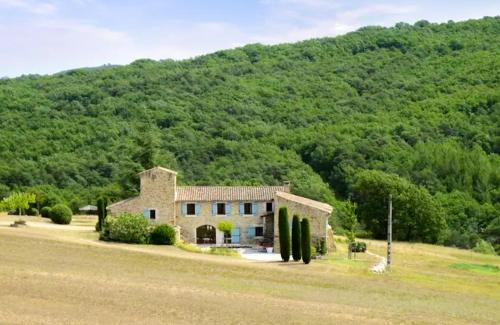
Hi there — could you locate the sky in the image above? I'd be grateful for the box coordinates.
[1,0,499,77]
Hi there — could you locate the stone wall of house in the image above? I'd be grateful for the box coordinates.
[273,196,330,252]
[176,201,270,245]
[109,167,176,224]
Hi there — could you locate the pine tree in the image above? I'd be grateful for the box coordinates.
[278,207,291,262]
[292,214,302,261]
[301,218,312,264]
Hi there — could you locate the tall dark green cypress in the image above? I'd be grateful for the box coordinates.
[96,196,108,232]
[292,214,302,261]
[278,207,291,262]
[301,218,312,264]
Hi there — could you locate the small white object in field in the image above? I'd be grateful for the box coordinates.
[367,251,387,273]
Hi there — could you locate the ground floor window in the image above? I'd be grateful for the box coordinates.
[255,226,263,237]
[144,208,156,220]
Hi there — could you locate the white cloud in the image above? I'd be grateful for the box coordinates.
[0,0,56,14]
[0,19,133,76]
[342,4,417,20]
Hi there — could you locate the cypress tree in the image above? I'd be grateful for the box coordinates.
[278,207,291,262]
[96,196,108,231]
[301,218,312,264]
[292,214,302,261]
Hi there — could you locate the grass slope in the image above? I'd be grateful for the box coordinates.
[0,214,498,324]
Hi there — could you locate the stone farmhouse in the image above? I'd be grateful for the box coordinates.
[109,167,333,250]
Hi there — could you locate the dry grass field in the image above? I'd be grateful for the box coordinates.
[0,213,499,324]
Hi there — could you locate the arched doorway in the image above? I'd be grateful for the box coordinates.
[196,225,216,244]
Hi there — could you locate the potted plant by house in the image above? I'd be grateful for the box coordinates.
[217,221,233,246]
[261,239,274,253]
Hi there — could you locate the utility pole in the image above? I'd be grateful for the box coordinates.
[387,194,393,270]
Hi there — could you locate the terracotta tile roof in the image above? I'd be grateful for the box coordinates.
[275,191,333,214]
[176,186,289,202]
[138,166,177,175]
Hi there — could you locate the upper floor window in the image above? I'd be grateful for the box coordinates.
[239,202,256,216]
[182,203,200,216]
[217,203,226,215]
[244,202,252,215]
[266,202,273,212]
[186,203,196,215]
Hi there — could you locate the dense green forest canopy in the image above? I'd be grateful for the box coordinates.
[0,17,499,251]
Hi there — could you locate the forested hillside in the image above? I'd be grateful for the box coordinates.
[0,17,499,251]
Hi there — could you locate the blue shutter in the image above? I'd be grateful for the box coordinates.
[231,228,240,244]
[181,203,187,216]
[226,202,231,215]
[211,203,217,216]
[252,202,257,216]
[195,203,201,216]
[247,227,255,239]
[143,208,149,219]
[239,202,244,215]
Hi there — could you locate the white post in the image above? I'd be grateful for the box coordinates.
[387,194,392,270]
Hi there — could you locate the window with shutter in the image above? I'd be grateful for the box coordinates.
[217,203,226,215]
[186,203,196,215]
[244,202,252,214]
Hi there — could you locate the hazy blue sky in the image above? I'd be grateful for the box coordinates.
[1,0,499,77]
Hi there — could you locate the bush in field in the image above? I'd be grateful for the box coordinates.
[278,207,290,262]
[473,239,496,255]
[150,224,176,245]
[291,215,301,261]
[301,218,311,264]
[40,206,51,218]
[316,238,328,256]
[26,207,38,216]
[50,204,72,224]
[107,213,150,244]
[350,242,367,253]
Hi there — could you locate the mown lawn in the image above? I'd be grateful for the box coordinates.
[0,214,499,324]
